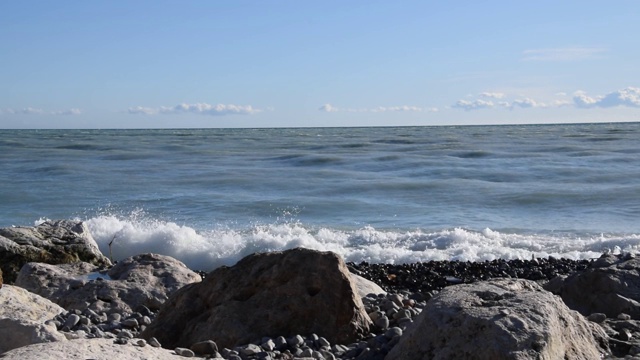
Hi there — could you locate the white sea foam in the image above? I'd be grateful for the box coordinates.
[84,212,640,271]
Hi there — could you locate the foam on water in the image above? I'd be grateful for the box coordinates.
[78,211,640,271]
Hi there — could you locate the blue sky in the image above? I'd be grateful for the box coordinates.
[1,1,639,128]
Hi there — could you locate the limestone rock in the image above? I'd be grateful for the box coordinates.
[544,253,640,319]
[0,338,206,360]
[0,285,67,353]
[386,278,606,360]
[351,273,386,298]
[0,220,111,283]
[15,253,201,314]
[142,248,371,349]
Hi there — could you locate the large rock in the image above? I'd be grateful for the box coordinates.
[0,338,205,360]
[545,253,640,319]
[142,248,372,349]
[386,278,606,360]
[0,220,111,283]
[0,285,67,353]
[15,253,201,314]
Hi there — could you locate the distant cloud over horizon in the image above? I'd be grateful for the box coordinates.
[319,104,438,113]
[0,107,81,115]
[521,46,607,62]
[573,87,640,108]
[128,103,263,116]
[453,87,639,111]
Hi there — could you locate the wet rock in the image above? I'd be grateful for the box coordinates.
[0,220,111,283]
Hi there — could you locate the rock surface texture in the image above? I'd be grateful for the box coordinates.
[545,253,640,319]
[142,248,372,349]
[386,278,605,360]
[0,338,205,360]
[0,285,67,353]
[16,253,201,314]
[0,220,111,283]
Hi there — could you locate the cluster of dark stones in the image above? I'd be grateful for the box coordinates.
[347,257,592,293]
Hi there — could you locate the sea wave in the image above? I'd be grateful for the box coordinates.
[67,211,640,272]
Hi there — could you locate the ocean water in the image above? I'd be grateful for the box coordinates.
[1,123,640,271]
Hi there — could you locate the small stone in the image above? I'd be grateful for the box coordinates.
[388,294,404,307]
[114,338,128,345]
[64,314,81,329]
[287,334,304,348]
[117,329,134,339]
[385,327,403,339]
[274,336,288,350]
[618,329,633,341]
[148,337,162,347]
[239,343,262,356]
[175,347,195,357]
[108,313,122,322]
[136,339,147,347]
[122,318,139,328]
[587,313,607,323]
[499,309,510,316]
[316,337,331,348]
[191,340,219,355]
[374,315,389,330]
[261,339,276,352]
[140,315,152,325]
[368,310,383,322]
[618,313,632,320]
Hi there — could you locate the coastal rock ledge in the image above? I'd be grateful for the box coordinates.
[141,247,372,349]
[0,220,111,284]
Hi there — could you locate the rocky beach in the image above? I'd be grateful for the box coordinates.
[2,220,640,359]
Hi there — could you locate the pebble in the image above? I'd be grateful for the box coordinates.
[148,337,162,348]
[588,313,607,323]
[64,314,81,329]
[175,347,195,357]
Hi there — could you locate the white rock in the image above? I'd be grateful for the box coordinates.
[0,285,67,353]
[15,253,201,314]
[386,278,606,360]
[0,338,207,359]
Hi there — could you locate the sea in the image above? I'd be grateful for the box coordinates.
[1,123,640,271]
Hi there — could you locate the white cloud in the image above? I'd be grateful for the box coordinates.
[452,99,495,111]
[522,46,606,61]
[509,98,546,109]
[0,107,81,115]
[319,104,339,112]
[320,104,437,113]
[128,103,262,116]
[573,87,640,108]
[51,108,82,116]
[479,92,505,99]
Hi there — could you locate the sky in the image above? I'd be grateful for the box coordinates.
[1,1,639,129]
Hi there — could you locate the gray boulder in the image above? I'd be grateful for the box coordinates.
[0,285,67,353]
[0,220,111,283]
[386,278,606,360]
[141,248,372,349]
[15,253,201,314]
[544,253,640,319]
